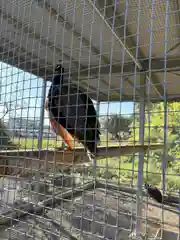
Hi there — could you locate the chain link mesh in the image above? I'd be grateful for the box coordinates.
[0,0,179,239]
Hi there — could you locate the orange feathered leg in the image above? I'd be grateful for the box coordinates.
[45,101,76,150]
[50,118,74,150]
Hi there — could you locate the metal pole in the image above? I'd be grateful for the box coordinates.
[92,101,100,171]
[34,80,47,202]
[96,100,100,147]
[162,102,167,195]
[38,81,47,149]
[135,74,146,237]
[96,101,100,117]
[0,78,2,103]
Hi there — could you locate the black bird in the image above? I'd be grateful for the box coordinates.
[47,63,101,155]
[144,183,163,203]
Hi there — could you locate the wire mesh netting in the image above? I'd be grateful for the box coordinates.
[0,0,179,239]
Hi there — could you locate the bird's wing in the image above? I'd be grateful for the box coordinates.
[58,85,90,133]
[74,89,100,132]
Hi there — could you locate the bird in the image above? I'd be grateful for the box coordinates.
[46,63,100,158]
[144,183,163,203]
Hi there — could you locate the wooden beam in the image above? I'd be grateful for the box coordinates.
[0,144,163,175]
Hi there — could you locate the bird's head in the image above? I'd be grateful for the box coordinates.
[55,63,64,74]
[52,63,64,86]
[144,183,150,189]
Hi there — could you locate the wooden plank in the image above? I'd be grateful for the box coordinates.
[55,144,163,158]
[0,144,163,157]
[0,144,164,175]
[96,144,163,157]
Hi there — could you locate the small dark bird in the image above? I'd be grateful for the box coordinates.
[46,63,100,156]
[144,183,163,203]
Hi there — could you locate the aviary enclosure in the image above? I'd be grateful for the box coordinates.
[0,0,179,239]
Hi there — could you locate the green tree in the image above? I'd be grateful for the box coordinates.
[103,114,132,141]
[128,102,180,167]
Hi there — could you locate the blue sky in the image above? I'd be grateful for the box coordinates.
[0,62,134,125]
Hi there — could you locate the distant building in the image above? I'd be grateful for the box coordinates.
[8,117,40,131]
[8,118,56,138]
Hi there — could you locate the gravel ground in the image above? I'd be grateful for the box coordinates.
[0,175,178,240]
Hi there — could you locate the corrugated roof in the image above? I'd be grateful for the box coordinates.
[0,0,180,102]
